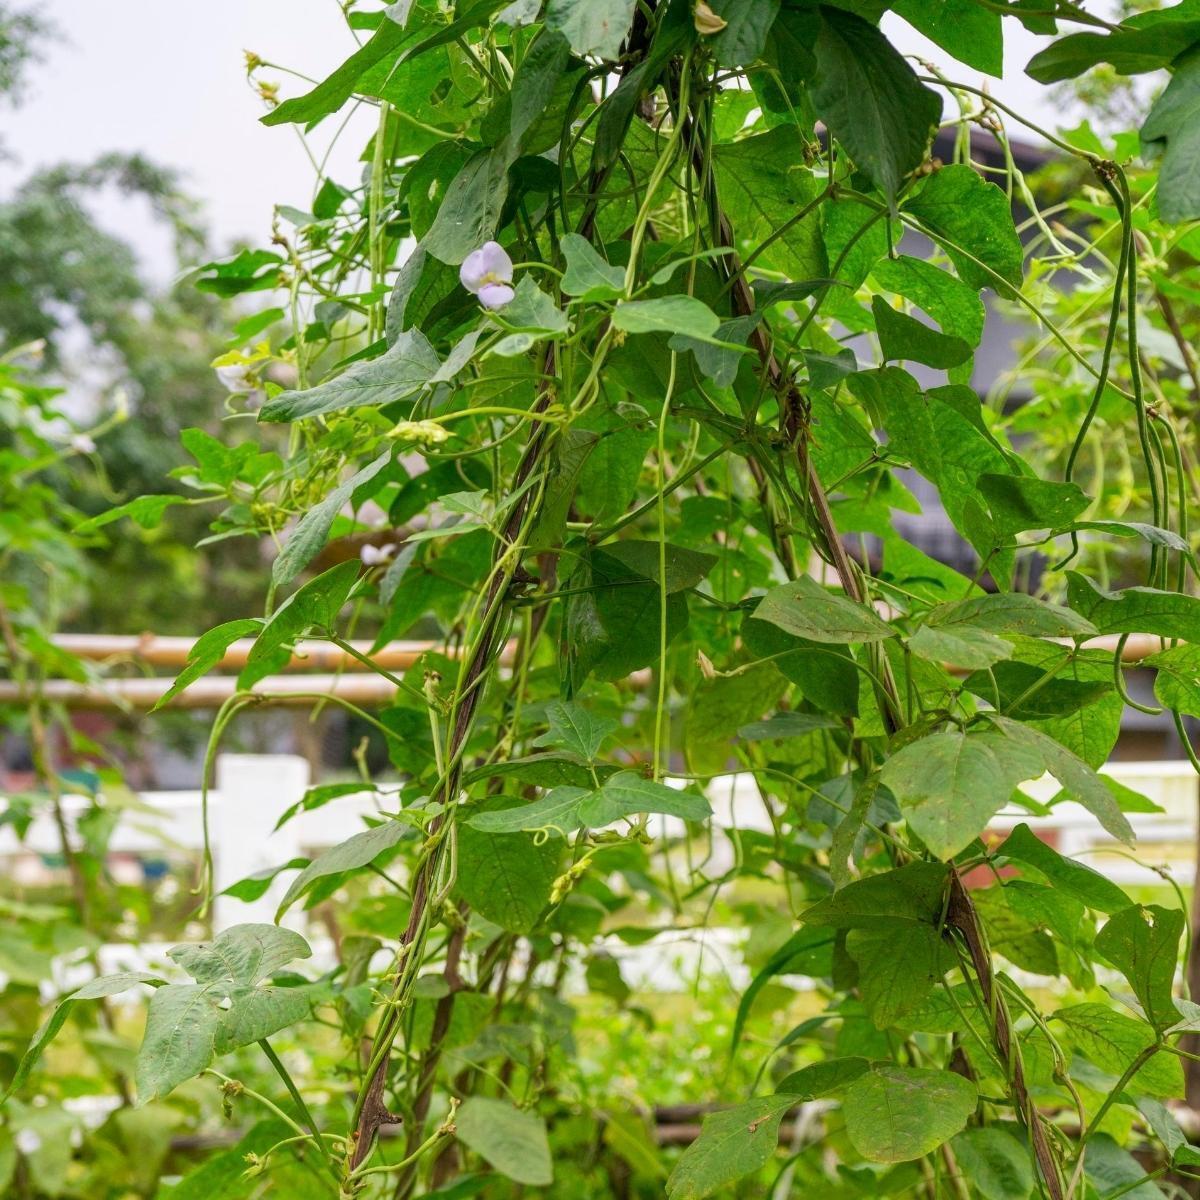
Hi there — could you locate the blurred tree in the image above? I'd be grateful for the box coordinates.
[0,15,263,634]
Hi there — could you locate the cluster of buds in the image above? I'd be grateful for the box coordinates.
[386,418,450,446]
[550,858,592,904]
[221,1077,244,1120]
[242,1152,267,1178]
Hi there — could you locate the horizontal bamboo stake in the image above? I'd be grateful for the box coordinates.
[51,630,1165,670]
[50,633,439,672]
[0,673,402,710]
[3,632,1165,711]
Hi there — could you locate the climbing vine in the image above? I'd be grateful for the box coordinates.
[9,1,1200,1197]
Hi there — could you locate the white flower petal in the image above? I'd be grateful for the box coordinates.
[70,433,97,454]
[360,543,396,566]
[477,282,515,309]
[215,363,251,393]
[460,241,513,293]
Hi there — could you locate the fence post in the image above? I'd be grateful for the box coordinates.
[212,754,309,930]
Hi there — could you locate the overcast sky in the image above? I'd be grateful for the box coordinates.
[2,1,1079,279]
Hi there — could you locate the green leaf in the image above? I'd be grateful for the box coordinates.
[842,1064,976,1162]
[5,973,161,1101]
[167,924,312,987]
[261,22,405,126]
[828,776,878,888]
[894,0,1003,75]
[1083,1135,1164,1200]
[949,1127,1035,1200]
[240,560,360,689]
[0,1128,13,1196]
[964,661,1111,720]
[705,0,781,66]
[153,618,262,710]
[466,786,592,836]
[272,452,391,586]
[611,296,721,339]
[260,330,437,422]
[455,806,560,933]
[801,861,950,929]
[879,730,1044,860]
[454,1097,553,1186]
[264,0,505,126]
[775,1057,869,1099]
[871,295,972,369]
[422,147,510,265]
[565,546,691,685]
[500,275,568,334]
[738,712,841,740]
[666,1094,798,1200]
[276,819,408,919]
[1067,571,1200,639]
[909,622,1014,671]
[1054,1004,1183,1097]
[905,164,1024,291]
[671,311,756,386]
[989,716,1135,846]
[222,859,310,901]
[751,575,894,644]
[212,985,319,1057]
[685,660,789,775]
[533,699,618,760]
[978,473,1090,535]
[742,614,859,716]
[560,233,625,300]
[1071,519,1194,558]
[75,493,189,533]
[544,0,636,59]
[998,825,1128,907]
[136,984,222,1103]
[846,923,950,1028]
[928,591,1097,639]
[466,755,611,791]
[713,127,828,280]
[162,1121,294,1200]
[731,929,835,1053]
[578,771,711,825]
[871,254,986,348]
[276,782,375,833]
[1147,643,1200,716]
[811,7,941,203]
[577,424,653,522]
[1028,4,1200,83]
[500,27,574,148]
[599,539,717,592]
[1095,904,1185,1030]
[851,368,1011,557]
[1139,1096,1187,1160]
[1142,48,1200,223]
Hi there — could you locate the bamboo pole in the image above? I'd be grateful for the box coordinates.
[50,633,438,672]
[0,673,402,709]
[0,631,1167,711]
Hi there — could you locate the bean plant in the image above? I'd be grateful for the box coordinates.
[10,1,1200,1197]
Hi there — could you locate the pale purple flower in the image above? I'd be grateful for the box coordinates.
[215,363,252,393]
[460,241,515,310]
[361,543,397,566]
[70,433,97,454]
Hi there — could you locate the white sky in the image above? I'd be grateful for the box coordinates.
[1,1,1080,278]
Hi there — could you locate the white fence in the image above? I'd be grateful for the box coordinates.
[3,755,1197,986]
